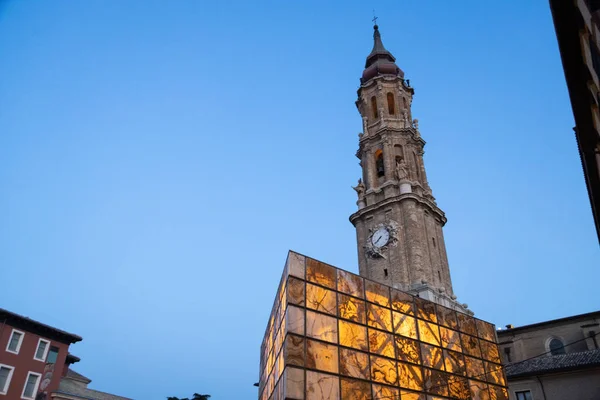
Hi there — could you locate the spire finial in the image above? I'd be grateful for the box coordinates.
[372,11,378,28]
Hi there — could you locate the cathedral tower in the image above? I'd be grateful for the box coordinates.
[350,24,468,313]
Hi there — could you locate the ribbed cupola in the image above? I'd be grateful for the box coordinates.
[361,25,404,84]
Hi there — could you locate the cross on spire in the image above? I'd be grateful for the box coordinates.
[372,11,378,26]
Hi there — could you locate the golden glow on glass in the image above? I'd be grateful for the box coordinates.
[306,283,336,315]
[338,294,366,324]
[394,336,420,364]
[368,328,395,358]
[367,303,393,332]
[415,297,437,323]
[306,370,339,400]
[370,355,398,386]
[306,258,336,289]
[373,384,400,400]
[337,269,364,298]
[393,312,418,339]
[365,280,390,307]
[339,348,370,380]
[398,362,423,391]
[288,276,305,307]
[391,289,414,315]
[339,320,368,351]
[306,339,339,374]
[418,320,441,346]
[421,343,444,370]
[340,377,371,400]
[306,310,337,343]
[259,253,509,400]
[440,326,462,352]
[284,334,304,367]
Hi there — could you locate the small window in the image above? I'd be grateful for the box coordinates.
[549,338,565,355]
[6,329,24,354]
[375,150,385,178]
[413,152,421,179]
[387,92,395,115]
[432,237,436,248]
[0,364,15,395]
[46,346,59,364]
[21,372,41,400]
[371,96,378,118]
[516,391,533,400]
[34,339,50,362]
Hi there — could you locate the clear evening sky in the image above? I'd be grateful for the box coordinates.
[1,1,598,399]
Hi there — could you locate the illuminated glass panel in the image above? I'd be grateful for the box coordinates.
[340,377,371,400]
[398,362,423,391]
[337,269,364,298]
[476,319,496,342]
[444,349,466,376]
[365,280,390,307]
[415,297,437,322]
[480,340,501,363]
[418,320,441,346]
[339,320,368,351]
[372,384,400,400]
[306,283,337,315]
[485,361,506,386]
[368,328,395,358]
[370,355,398,386]
[462,334,482,358]
[306,339,339,373]
[488,385,509,400]
[448,375,471,400]
[287,252,306,279]
[394,336,420,364]
[391,289,414,315]
[423,368,449,396]
[367,303,393,332]
[465,356,485,379]
[420,343,444,370]
[288,276,305,307]
[306,371,339,400]
[306,258,336,289]
[338,294,366,324]
[284,334,305,367]
[469,379,490,400]
[287,305,305,335]
[400,390,425,400]
[437,305,458,330]
[339,348,370,379]
[393,312,418,339]
[457,313,478,336]
[306,310,337,343]
[440,326,462,352]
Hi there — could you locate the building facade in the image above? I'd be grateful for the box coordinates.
[497,311,600,400]
[349,25,468,314]
[549,0,600,243]
[0,308,129,400]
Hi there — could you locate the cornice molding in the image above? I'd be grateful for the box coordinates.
[349,192,446,226]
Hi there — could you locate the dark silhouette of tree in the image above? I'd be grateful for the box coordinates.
[167,394,210,400]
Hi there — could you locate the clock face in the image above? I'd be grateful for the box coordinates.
[371,227,390,248]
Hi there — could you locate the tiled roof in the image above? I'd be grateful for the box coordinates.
[55,369,131,400]
[506,349,600,378]
[66,368,91,384]
[56,379,132,400]
[0,307,82,344]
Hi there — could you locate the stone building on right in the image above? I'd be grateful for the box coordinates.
[496,310,600,400]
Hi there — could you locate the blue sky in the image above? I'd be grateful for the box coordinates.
[1,1,598,399]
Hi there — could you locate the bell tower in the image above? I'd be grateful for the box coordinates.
[350,24,469,313]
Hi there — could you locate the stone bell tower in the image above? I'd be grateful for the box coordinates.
[350,24,469,313]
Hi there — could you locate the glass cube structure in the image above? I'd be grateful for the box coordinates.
[259,251,508,400]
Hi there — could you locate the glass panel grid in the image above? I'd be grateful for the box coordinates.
[259,252,508,400]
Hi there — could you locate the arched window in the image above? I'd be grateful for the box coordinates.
[375,150,385,178]
[371,96,378,118]
[387,93,395,115]
[549,338,566,355]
